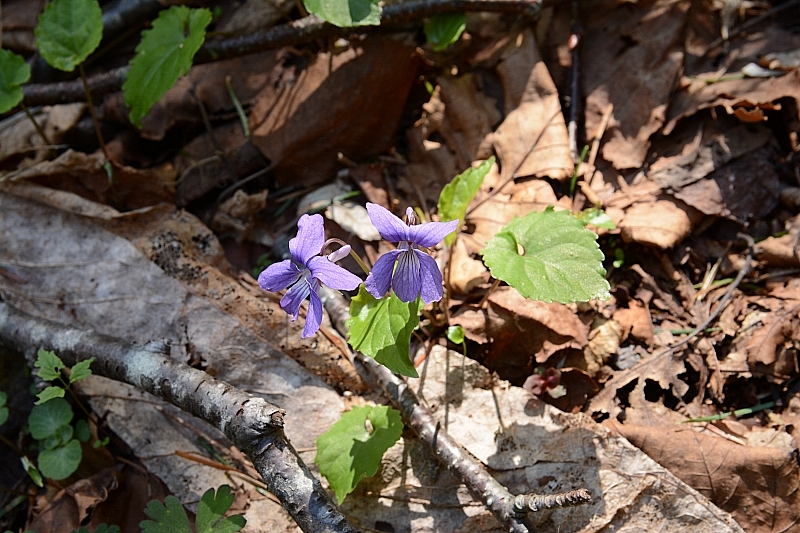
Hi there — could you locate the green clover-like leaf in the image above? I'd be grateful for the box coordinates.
[35,0,103,72]
[29,397,73,439]
[69,357,95,383]
[197,485,246,533]
[315,405,403,503]
[141,496,192,533]
[38,438,82,480]
[347,286,423,378]
[438,156,493,246]
[0,49,31,114]
[424,12,466,52]
[35,349,65,381]
[123,6,212,128]
[482,207,610,303]
[35,386,66,405]
[302,0,381,27]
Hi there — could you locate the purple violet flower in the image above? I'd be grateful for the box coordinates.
[258,214,362,338]
[364,203,459,304]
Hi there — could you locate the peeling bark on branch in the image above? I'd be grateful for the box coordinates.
[0,301,360,533]
[22,0,545,106]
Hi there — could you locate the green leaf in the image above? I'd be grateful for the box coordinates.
[123,6,212,128]
[197,486,246,533]
[69,357,95,383]
[35,349,65,381]
[55,423,74,444]
[73,525,120,533]
[0,391,8,426]
[34,0,102,72]
[29,398,73,439]
[302,0,381,27]
[0,49,31,114]
[482,207,610,303]
[437,157,494,246]
[424,12,466,52]
[315,405,403,503]
[141,496,192,533]
[35,386,66,405]
[21,456,44,487]
[576,207,616,229]
[446,325,465,345]
[38,439,82,480]
[75,419,91,442]
[347,286,423,378]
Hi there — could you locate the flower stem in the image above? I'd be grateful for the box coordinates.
[78,64,109,162]
[19,102,50,146]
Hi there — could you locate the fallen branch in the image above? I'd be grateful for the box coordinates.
[0,301,360,533]
[320,288,592,533]
[22,0,546,106]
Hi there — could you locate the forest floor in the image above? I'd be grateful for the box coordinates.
[2,0,800,532]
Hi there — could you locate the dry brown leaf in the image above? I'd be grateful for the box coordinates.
[29,465,169,533]
[584,317,624,375]
[618,199,697,249]
[672,148,780,221]
[744,304,800,377]
[489,29,572,180]
[667,39,800,134]
[609,421,800,533]
[449,236,488,295]
[582,0,687,169]
[438,75,500,169]
[451,287,588,382]
[0,103,84,168]
[613,299,654,346]
[250,38,419,187]
[7,149,175,209]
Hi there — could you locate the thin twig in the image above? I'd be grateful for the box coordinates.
[22,0,547,107]
[0,302,360,533]
[319,287,593,533]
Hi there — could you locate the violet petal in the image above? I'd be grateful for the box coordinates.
[308,256,362,291]
[366,203,409,243]
[365,249,402,299]
[416,249,444,303]
[392,249,422,303]
[407,219,459,248]
[289,213,325,265]
[258,259,302,292]
[279,277,311,320]
[303,280,323,338]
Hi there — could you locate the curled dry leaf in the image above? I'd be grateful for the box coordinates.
[450,286,588,382]
[609,421,800,533]
[489,29,572,181]
[612,299,654,346]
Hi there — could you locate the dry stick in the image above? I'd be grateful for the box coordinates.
[22,0,548,107]
[319,288,592,533]
[702,0,800,58]
[0,302,360,533]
